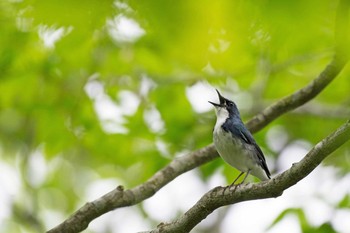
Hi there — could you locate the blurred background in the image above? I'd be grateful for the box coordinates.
[1,0,350,232]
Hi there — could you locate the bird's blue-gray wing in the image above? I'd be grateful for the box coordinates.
[239,127,271,178]
[222,120,271,178]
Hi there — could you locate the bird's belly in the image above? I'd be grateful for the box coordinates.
[213,129,256,172]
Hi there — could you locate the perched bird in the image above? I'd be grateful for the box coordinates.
[209,89,271,184]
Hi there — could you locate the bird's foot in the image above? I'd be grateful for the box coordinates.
[222,183,239,195]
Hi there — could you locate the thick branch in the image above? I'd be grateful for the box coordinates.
[47,145,218,233]
[150,119,350,233]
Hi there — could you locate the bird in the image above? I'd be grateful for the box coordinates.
[209,89,271,185]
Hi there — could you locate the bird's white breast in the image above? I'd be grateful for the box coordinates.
[213,121,251,172]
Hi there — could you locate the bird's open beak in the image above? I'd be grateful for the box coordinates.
[208,101,221,107]
[208,89,226,107]
[216,89,226,105]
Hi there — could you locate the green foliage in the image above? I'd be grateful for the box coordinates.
[268,208,338,233]
[338,194,350,208]
[1,0,350,232]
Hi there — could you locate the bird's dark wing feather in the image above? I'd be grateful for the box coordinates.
[222,119,271,178]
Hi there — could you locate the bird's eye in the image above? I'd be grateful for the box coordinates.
[227,101,233,106]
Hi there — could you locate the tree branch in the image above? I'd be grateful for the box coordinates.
[47,1,350,232]
[246,56,346,133]
[47,146,219,233]
[148,119,350,233]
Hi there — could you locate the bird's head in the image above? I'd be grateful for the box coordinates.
[209,89,240,118]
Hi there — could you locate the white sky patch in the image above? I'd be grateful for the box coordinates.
[139,75,157,97]
[155,138,170,158]
[143,105,165,134]
[303,198,333,226]
[206,169,227,187]
[118,90,140,116]
[48,175,128,232]
[27,147,47,188]
[186,81,217,113]
[143,170,207,222]
[94,94,128,134]
[308,171,350,233]
[42,210,66,231]
[84,76,140,134]
[107,15,145,43]
[38,25,72,48]
[276,140,312,172]
[90,206,152,233]
[0,161,20,221]
[332,210,350,233]
[266,125,289,152]
[84,75,104,99]
[190,82,253,114]
[312,167,346,204]
[217,179,285,232]
[85,178,120,201]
